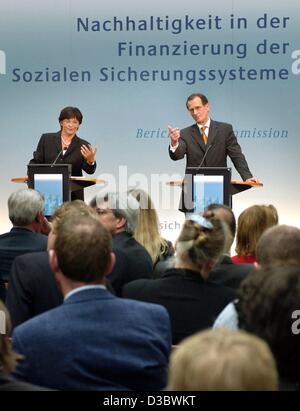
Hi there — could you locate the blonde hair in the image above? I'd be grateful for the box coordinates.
[0,301,22,372]
[236,204,278,257]
[168,328,278,391]
[176,211,226,270]
[129,189,168,264]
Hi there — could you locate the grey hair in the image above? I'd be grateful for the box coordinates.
[96,191,139,235]
[8,189,44,226]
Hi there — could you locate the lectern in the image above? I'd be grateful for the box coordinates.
[181,167,231,213]
[12,165,105,218]
[27,164,72,217]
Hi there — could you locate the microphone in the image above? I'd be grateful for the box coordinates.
[51,148,67,167]
[197,143,213,168]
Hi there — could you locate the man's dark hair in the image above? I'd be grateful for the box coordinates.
[236,265,300,383]
[256,225,300,267]
[54,214,112,282]
[58,106,83,124]
[205,203,236,238]
[186,93,209,109]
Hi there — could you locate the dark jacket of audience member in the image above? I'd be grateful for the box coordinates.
[123,267,235,344]
[110,232,153,296]
[123,211,236,344]
[6,251,63,329]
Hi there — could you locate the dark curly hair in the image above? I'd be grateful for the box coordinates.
[236,265,300,382]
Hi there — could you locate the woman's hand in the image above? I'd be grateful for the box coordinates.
[81,144,97,165]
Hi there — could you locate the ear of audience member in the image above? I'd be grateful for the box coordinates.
[168,328,278,391]
[12,214,171,391]
[232,204,278,264]
[236,265,300,389]
[123,211,236,344]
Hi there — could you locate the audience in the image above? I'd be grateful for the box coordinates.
[236,266,300,390]
[93,191,153,295]
[0,192,297,392]
[232,204,278,264]
[6,200,97,330]
[0,189,49,301]
[123,211,235,344]
[205,204,253,289]
[168,328,278,391]
[12,213,171,391]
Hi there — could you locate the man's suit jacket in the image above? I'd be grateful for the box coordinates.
[108,232,153,296]
[30,131,97,200]
[0,228,48,282]
[209,255,254,290]
[122,268,236,344]
[12,288,171,391]
[6,251,63,330]
[169,121,253,180]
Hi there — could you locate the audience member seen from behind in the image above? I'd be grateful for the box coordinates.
[256,224,300,268]
[123,211,236,344]
[168,328,278,391]
[236,265,300,390]
[93,191,153,295]
[6,200,99,330]
[232,204,278,264]
[205,204,253,290]
[213,224,300,332]
[128,188,175,276]
[0,189,49,301]
[12,214,171,391]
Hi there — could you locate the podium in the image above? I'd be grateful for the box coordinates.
[11,164,105,217]
[167,167,263,213]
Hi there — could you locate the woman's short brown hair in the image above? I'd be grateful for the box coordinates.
[58,106,83,124]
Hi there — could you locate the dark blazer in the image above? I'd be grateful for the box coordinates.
[209,255,254,290]
[6,251,115,330]
[12,288,171,391]
[108,232,153,296]
[0,228,48,282]
[6,251,63,330]
[30,131,97,200]
[169,120,253,180]
[123,268,236,344]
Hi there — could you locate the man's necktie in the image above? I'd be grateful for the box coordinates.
[201,126,208,145]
